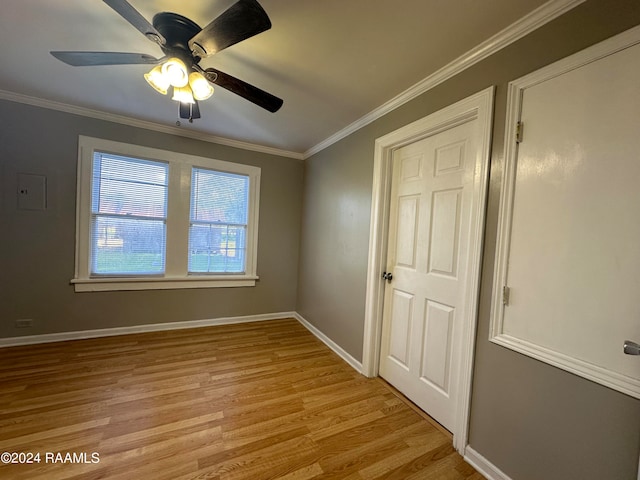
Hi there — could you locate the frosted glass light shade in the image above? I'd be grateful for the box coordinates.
[144,66,170,95]
[161,58,189,87]
[172,86,195,104]
[189,72,214,101]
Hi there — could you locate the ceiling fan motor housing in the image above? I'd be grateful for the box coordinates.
[153,12,202,65]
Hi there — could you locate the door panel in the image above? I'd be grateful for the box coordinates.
[421,300,454,392]
[388,289,413,368]
[429,188,462,276]
[435,141,466,176]
[401,153,424,181]
[396,196,419,268]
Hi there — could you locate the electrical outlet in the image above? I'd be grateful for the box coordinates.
[15,319,33,328]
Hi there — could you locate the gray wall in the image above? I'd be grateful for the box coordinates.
[0,100,303,338]
[296,1,640,479]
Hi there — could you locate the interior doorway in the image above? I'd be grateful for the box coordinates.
[362,87,494,452]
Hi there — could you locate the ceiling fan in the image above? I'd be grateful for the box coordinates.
[50,0,283,122]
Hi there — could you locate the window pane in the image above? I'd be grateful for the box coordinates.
[188,224,246,273]
[189,167,250,274]
[89,152,168,276]
[92,153,168,218]
[191,168,248,224]
[91,216,166,275]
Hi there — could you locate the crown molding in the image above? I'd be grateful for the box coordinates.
[0,89,304,160]
[0,0,584,161]
[303,0,586,159]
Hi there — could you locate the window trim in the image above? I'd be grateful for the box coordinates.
[73,136,260,292]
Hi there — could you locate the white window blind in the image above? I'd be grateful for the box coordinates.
[91,152,168,276]
[189,168,249,273]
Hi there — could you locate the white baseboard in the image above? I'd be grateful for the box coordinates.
[293,312,363,374]
[1,311,365,377]
[464,446,513,480]
[0,312,297,348]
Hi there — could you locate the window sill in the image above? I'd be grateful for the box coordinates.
[71,275,258,292]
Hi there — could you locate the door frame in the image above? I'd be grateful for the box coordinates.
[361,86,494,452]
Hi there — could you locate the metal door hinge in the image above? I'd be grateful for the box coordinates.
[502,286,510,306]
[516,122,523,143]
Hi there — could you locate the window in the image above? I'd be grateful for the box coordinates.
[73,136,260,292]
[91,153,168,276]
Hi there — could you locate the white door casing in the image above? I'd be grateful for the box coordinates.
[362,87,494,452]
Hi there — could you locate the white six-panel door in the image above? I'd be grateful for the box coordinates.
[379,119,479,431]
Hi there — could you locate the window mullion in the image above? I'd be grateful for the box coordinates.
[165,162,190,277]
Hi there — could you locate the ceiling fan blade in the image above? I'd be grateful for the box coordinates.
[51,51,162,66]
[103,0,166,45]
[188,0,271,58]
[203,67,283,113]
[179,101,201,121]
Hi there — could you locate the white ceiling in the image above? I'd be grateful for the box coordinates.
[0,0,552,156]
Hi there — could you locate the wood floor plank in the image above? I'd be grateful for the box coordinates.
[356,437,445,479]
[0,318,483,479]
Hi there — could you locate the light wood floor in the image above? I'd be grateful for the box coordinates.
[0,318,484,479]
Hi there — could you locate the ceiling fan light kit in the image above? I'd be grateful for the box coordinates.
[143,65,170,94]
[189,72,214,101]
[51,0,283,121]
[172,85,196,104]
[160,57,189,88]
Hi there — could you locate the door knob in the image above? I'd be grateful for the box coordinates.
[382,271,393,283]
[623,340,640,355]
